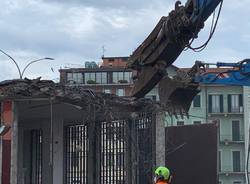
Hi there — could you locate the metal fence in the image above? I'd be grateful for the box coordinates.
[100,120,127,184]
[64,124,88,184]
[135,114,155,184]
[64,114,155,184]
[30,129,43,184]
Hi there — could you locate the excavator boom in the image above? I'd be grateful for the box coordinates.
[128,0,223,98]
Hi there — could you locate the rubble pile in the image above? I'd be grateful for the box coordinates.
[0,78,157,115]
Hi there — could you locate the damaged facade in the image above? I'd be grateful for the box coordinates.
[0,78,157,184]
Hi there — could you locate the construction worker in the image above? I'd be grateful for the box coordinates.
[154,166,172,184]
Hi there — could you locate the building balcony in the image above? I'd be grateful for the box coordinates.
[208,110,227,116]
[208,107,244,116]
[228,107,244,114]
[219,165,245,175]
[208,112,244,117]
[220,134,244,144]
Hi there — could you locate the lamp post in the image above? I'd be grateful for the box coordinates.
[21,57,54,79]
[0,49,54,79]
[0,49,22,78]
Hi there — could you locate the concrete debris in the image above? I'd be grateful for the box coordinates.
[0,78,158,117]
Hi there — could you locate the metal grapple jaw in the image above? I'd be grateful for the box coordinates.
[158,76,200,117]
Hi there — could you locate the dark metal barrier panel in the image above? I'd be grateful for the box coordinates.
[64,125,88,184]
[100,120,127,184]
[165,123,218,184]
[135,114,155,184]
[30,129,43,184]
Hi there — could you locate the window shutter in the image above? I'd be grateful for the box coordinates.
[220,95,224,113]
[239,94,243,107]
[228,94,231,113]
[208,95,212,113]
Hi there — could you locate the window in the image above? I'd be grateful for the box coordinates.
[96,72,107,84]
[231,95,239,112]
[85,72,96,84]
[112,72,119,83]
[67,72,83,84]
[208,95,223,113]
[193,95,201,107]
[118,72,123,81]
[228,94,243,113]
[117,89,125,96]
[193,121,201,125]
[113,72,123,83]
[67,73,73,83]
[96,72,102,83]
[212,95,220,112]
[104,89,111,94]
[218,151,221,172]
[85,72,107,84]
[232,120,240,141]
[232,151,241,172]
[177,121,184,126]
[233,182,241,184]
[124,72,132,83]
[112,72,132,83]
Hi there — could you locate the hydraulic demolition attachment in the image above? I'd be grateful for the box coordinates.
[159,59,250,116]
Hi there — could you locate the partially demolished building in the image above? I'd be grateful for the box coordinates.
[0,78,158,184]
[0,78,218,184]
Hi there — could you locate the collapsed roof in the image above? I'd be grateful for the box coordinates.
[0,78,158,120]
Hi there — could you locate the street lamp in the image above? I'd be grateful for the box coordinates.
[0,49,22,78]
[21,57,54,79]
[0,49,54,79]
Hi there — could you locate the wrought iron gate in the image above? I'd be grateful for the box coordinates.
[100,120,127,184]
[64,114,155,184]
[135,114,155,184]
[30,129,43,184]
[64,124,88,184]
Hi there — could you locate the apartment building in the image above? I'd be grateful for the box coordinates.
[59,57,133,96]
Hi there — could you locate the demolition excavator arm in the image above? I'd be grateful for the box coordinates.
[128,0,223,98]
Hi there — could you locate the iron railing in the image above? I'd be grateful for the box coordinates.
[219,165,244,173]
[100,120,127,184]
[220,134,244,142]
[30,129,43,184]
[63,114,156,184]
[64,124,88,184]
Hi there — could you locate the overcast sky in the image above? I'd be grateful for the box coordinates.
[0,0,249,81]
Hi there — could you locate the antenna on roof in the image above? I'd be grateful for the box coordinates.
[102,45,106,58]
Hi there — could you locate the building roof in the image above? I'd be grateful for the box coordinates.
[59,67,132,72]
[180,67,233,73]
[0,78,157,120]
[102,56,129,60]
